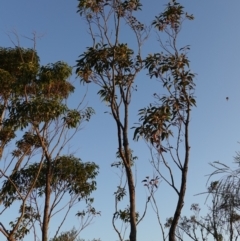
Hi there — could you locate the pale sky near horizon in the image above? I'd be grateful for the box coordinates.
[1,1,240,241]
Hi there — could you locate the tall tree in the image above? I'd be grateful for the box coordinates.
[76,1,148,241]
[0,46,98,241]
[174,182,240,241]
[134,1,195,241]
[190,153,240,241]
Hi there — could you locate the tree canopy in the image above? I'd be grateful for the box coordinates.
[0,46,98,241]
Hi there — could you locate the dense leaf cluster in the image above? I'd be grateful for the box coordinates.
[0,47,97,241]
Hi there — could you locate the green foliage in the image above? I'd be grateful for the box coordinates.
[133,1,196,152]
[63,109,82,128]
[133,104,173,145]
[77,0,142,16]
[50,226,102,241]
[114,206,139,223]
[50,227,81,241]
[152,0,194,32]
[0,47,74,141]
[111,149,138,168]
[38,62,74,99]
[75,1,144,107]
[0,46,97,241]
[8,205,40,240]
[114,186,127,202]
[80,107,95,122]
[76,201,101,217]
[0,48,39,153]
[76,43,132,75]
[0,156,98,206]
[76,43,140,93]
[0,47,39,80]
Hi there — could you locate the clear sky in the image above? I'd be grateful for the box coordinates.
[1,1,240,241]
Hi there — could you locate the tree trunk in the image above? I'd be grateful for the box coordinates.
[126,165,136,241]
[8,235,17,241]
[169,109,190,241]
[123,105,137,241]
[42,161,51,241]
[168,166,188,241]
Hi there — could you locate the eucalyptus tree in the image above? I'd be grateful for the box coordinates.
[179,154,240,241]
[0,47,98,241]
[133,2,195,241]
[76,1,148,241]
[172,183,240,241]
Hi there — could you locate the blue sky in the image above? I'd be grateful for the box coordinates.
[1,1,240,241]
